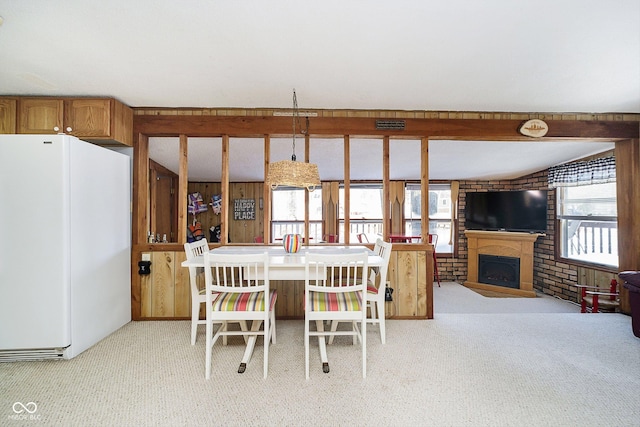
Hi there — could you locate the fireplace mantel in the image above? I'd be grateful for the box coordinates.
[464,230,543,297]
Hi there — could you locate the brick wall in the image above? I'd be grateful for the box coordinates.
[434,169,597,302]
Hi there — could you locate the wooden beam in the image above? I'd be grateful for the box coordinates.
[134,115,639,140]
[615,138,640,314]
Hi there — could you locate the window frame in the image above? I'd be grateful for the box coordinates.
[270,186,323,243]
[405,182,454,255]
[555,183,619,271]
[338,182,384,243]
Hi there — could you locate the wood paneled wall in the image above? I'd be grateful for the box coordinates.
[137,245,432,320]
[187,182,264,244]
[140,251,190,318]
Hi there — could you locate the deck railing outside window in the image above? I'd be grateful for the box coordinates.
[560,219,618,266]
[271,221,323,242]
[271,220,385,243]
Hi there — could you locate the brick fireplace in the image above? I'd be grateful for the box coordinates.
[464,230,542,297]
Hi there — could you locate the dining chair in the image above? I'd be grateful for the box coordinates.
[184,239,215,345]
[304,251,369,378]
[203,251,277,379]
[323,234,338,243]
[428,233,441,286]
[329,238,392,345]
[184,240,247,346]
[365,238,393,343]
[357,233,369,243]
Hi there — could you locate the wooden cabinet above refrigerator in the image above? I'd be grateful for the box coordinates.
[2,96,133,146]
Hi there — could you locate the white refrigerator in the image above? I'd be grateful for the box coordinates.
[0,134,131,361]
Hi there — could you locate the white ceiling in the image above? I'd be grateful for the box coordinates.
[0,1,636,180]
[151,136,615,181]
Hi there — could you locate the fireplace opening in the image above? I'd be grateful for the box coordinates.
[478,254,520,289]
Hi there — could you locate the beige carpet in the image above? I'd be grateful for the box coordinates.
[1,283,639,427]
[435,282,582,314]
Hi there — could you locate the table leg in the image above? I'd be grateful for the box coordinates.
[238,320,262,373]
[315,320,330,373]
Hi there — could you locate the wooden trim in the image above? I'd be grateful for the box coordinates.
[221,135,229,243]
[263,135,271,243]
[421,138,429,243]
[133,107,639,123]
[178,135,188,244]
[304,133,310,244]
[343,135,350,244]
[133,133,149,245]
[383,137,390,241]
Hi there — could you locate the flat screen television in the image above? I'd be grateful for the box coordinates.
[464,190,548,233]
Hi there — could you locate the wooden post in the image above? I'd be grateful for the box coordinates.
[615,138,640,314]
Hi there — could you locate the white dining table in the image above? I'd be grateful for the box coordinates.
[181,245,382,374]
[181,244,383,279]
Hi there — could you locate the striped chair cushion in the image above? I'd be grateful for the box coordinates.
[309,290,362,311]
[212,290,277,312]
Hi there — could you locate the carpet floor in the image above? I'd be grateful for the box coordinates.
[1,282,639,427]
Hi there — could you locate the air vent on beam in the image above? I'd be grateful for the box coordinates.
[375,120,405,130]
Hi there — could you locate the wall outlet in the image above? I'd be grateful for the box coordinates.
[142,253,151,261]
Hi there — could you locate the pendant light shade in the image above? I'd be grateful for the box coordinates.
[266,90,321,192]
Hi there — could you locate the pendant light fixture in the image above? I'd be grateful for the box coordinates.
[267,90,321,191]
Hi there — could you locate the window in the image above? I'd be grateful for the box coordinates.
[557,182,618,267]
[405,183,453,253]
[339,184,384,243]
[271,187,322,242]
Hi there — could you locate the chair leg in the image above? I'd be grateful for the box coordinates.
[205,319,213,379]
[369,300,377,321]
[191,302,200,345]
[263,319,269,379]
[377,299,386,344]
[327,320,339,345]
[221,321,228,346]
[352,321,358,345]
[305,317,310,379]
[239,320,249,344]
[362,314,367,379]
[270,310,277,344]
[433,253,440,287]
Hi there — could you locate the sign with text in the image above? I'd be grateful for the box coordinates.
[234,198,256,220]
